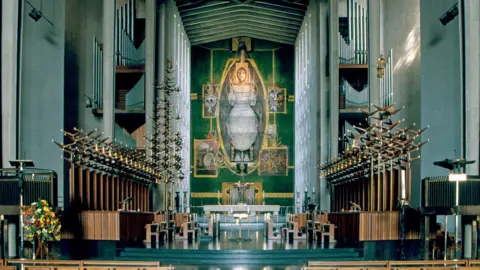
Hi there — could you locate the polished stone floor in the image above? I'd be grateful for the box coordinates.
[138,227,337,270]
[149,226,333,250]
[173,265,302,270]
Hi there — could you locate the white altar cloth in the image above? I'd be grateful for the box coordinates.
[203,205,280,215]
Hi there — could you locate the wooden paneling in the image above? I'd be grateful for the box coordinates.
[119,212,154,241]
[131,124,146,149]
[61,211,153,241]
[329,211,421,242]
[67,166,150,212]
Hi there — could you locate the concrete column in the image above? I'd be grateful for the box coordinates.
[368,0,381,108]
[318,0,330,211]
[1,0,20,168]
[152,1,167,212]
[103,0,116,140]
[308,4,318,206]
[157,2,166,85]
[145,0,156,159]
[329,0,339,159]
[464,0,480,174]
[165,0,175,62]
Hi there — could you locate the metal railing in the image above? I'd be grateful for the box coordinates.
[0,168,57,207]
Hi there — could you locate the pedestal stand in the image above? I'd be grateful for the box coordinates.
[229,213,251,242]
[10,160,35,258]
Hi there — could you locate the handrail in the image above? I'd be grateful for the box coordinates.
[4,260,172,269]
[306,260,471,269]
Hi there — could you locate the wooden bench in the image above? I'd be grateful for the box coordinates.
[264,213,281,240]
[4,259,174,270]
[312,211,336,243]
[283,214,307,241]
[305,260,469,270]
[145,213,168,244]
[175,213,199,240]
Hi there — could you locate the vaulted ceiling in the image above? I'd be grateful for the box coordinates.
[176,0,309,45]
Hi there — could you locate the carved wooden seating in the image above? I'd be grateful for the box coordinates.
[204,213,219,239]
[175,213,199,240]
[312,212,336,243]
[144,214,168,244]
[264,213,281,240]
[283,214,307,241]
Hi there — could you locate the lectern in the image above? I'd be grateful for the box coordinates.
[10,160,35,258]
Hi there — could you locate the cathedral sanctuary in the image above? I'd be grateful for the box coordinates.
[1,0,479,269]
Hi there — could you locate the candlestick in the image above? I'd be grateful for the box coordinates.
[401,169,406,200]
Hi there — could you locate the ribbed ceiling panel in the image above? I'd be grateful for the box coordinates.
[176,0,308,45]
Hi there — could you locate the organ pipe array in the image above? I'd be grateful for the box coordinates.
[320,104,429,209]
[115,0,145,66]
[339,0,368,64]
[378,50,394,106]
[92,37,103,108]
[340,78,369,108]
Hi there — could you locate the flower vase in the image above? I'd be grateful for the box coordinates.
[35,237,49,259]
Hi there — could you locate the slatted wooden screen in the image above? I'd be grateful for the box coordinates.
[332,168,399,212]
[69,165,150,212]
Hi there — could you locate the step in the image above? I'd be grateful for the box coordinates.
[116,256,363,265]
[120,251,360,258]
[123,247,358,254]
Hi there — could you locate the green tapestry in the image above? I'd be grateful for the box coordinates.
[190,38,294,208]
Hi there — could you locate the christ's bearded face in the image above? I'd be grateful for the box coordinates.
[237,68,247,83]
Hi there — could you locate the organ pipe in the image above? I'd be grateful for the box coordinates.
[379,49,394,106]
[93,37,103,108]
[340,0,368,64]
[115,0,144,66]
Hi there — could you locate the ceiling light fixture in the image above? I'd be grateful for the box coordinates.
[24,0,55,26]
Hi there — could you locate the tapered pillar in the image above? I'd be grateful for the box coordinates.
[145,0,156,159]
[329,0,339,160]
[1,0,20,168]
[318,0,330,211]
[464,0,480,175]
[152,1,167,212]
[368,0,381,108]
[103,0,116,140]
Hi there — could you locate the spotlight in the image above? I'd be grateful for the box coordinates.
[29,8,42,22]
[439,3,458,25]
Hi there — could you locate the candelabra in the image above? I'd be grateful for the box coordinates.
[319,103,429,259]
[54,128,159,183]
[145,60,185,212]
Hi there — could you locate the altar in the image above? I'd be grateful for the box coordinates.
[203,204,280,215]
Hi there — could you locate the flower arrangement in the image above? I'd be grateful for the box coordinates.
[24,199,61,243]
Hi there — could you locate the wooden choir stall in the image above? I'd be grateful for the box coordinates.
[54,128,167,244]
[320,105,427,253]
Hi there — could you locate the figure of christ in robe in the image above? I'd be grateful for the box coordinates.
[226,66,258,162]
